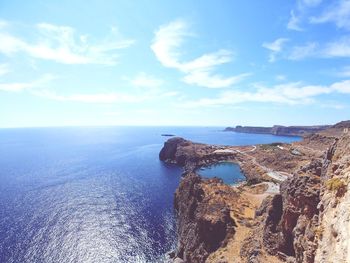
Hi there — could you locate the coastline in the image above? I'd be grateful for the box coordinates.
[224,124,330,137]
[160,122,350,262]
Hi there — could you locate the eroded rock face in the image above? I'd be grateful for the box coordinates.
[315,134,350,263]
[174,174,237,263]
[260,133,349,263]
[278,174,320,262]
[159,137,190,165]
[160,126,350,263]
[259,161,321,263]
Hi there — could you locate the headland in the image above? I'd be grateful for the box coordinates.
[160,121,350,263]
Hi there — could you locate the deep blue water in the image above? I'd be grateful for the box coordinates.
[0,127,299,263]
[198,162,245,185]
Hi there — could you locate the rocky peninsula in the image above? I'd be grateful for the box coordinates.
[160,121,350,263]
[224,124,331,136]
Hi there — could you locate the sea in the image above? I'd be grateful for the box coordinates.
[0,126,299,263]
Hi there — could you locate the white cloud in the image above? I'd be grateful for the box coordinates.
[179,80,349,108]
[130,72,163,88]
[320,103,346,109]
[323,36,350,57]
[262,38,289,62]
[262,38,289,52]
[286,37,350,60]
[33,90,146,103]
[331,79,350,93]
[0,22,134,65]
[336,65,350,77]
[151,19,249,88]
[32,88,178,104]
[183,72,250,88]
[0,64,10,76]
[275,75,287,81]
[287,0,323,31]
[310,0,350,30]
[287,10,304,31]
[151,19,191,69]
[288,42,318,60]
[0,20,8,28]
[0,74,55,92]
[302,0,323,7]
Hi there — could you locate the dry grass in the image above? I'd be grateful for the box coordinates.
[326,178,347,197]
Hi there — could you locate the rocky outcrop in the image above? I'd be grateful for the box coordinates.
[225,125,330,136]
[315,134,350,263]
[332,120,350,129]
[174,174,237,262]
[159,137,239,175]
[259,132,349,263]
[160,123,350,263]
[159,137,192,166]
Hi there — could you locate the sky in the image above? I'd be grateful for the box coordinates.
[1,0,350,127]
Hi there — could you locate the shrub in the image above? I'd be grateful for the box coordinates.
[326,178,347,197]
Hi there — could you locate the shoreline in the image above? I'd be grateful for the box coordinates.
[160,122,350,262]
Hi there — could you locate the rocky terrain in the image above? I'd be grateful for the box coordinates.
[224,125,330,136]
[160,121,350,263]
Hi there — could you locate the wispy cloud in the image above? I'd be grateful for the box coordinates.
[0,20,8,28]
[288,42,318,60]
[151,19,250,88]
[275,75,287,81]
[310,0,350,30]
[331,79,350,93]
[129,72,163,88]
[323,36,350,57]
[262,38,289,62]
[0,21,134,65]
[287,10,304,31]
[0,74,55,92]
[179,80,350,108]
[320,102,347,109]
[302,0,323,7]
[0,71,177,104]
[32,90,147,103]
[0,64,10,76]
[336,65,350,77]
[286,36,350,60]
[32,88,178,104]
[287,0,323,31]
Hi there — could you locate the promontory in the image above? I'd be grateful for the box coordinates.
[160,121,350,263]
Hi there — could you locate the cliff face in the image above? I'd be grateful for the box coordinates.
[260,133,349,263]
[262,172,321,262]
[315,134,350,263]
[159,137,192,166]
[174,174,237,262]
[160,123,350,263]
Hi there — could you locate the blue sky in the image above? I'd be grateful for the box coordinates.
[1,0,350,127]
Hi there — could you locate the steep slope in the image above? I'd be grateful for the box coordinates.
[160,123,350,263]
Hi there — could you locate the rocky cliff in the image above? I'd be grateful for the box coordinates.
[173,174,237,262]
[243,130,349,263]
[160,123,350,263]
[315,134,350,263]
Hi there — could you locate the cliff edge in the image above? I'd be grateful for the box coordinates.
[160,122,350,263]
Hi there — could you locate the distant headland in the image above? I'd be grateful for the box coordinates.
[224,124,332,136]
[161,134,176,137]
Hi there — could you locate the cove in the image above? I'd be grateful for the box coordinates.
[197,162,245,185]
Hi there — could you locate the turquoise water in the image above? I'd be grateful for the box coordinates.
[198,162,245,185]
